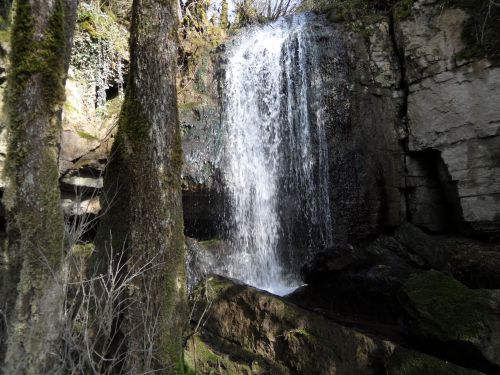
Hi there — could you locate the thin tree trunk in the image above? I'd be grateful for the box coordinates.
[95,0,186,373]
[0,0,77,373]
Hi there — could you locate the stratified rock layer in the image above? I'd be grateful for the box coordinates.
[396,1,500,234]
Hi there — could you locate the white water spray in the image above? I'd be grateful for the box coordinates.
[218,15,333,295]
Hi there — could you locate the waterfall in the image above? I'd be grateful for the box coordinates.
[216,14,334,295]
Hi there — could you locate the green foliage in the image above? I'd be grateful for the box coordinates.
[234,0,264,26]
[179,1,229,101]
[443,0,500,64]
[220,0,229,29]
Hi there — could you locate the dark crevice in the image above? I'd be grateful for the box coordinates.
[388,13,411,224]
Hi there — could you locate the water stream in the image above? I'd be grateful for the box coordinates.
[217,14,334,295]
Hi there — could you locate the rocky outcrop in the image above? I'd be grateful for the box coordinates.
[320,0,500,239]
[180,100,222,239]
[187,275,397,374]
[291,225,432,329]
[186,275,488,374]
[186,237,227,290]
[327,18,406,242]
[291,224,500,373]
[399,271,500,370]
[395,1,500,235]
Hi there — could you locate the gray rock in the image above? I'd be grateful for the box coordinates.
[397,2,500,234]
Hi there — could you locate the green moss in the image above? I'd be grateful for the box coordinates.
[179,101,202,111]
[184,334,274,375]
[79,19,98,39]
[290,327,310,337]
[7,0,67,119]
[118,94,148,149]
[77,130,99,141]
[0,28,9,43]
[400,271,490,342]
[393,0,416,20]
[71,243,95,257]
[206,275,233,297]
[184,336,225,373]
[220,0,229,29]
[387,348,485,375]
[104,95,124,117]
[76,3,128,54]
[4,0,69,197]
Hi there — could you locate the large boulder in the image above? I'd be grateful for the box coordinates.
[387,348,485,375]
[186,275,396,374]
[399,271,500,370]
[294,225,435,324]
[185,275,492,374]
[450,249,500,290]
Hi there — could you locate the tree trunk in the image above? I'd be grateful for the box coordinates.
[95,0,186,373]
[0,0,77,373]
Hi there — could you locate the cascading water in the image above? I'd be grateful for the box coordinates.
[216,14,335,295]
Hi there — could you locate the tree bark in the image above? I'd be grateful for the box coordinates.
[95,0,186,373]
[0,0,77,373]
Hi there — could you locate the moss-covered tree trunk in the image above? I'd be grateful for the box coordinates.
[95,0,186,373]
[0,0,77,373]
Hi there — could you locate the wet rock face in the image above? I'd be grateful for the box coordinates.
[180,105,223,239]
[326,19,406,242]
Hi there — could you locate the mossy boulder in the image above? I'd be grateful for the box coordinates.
[387,348,485,375]
[186,275,396,374]
[399,271,500,367]
[184,334,288,375]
